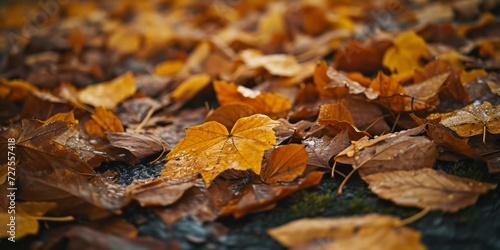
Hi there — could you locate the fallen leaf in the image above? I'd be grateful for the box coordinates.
[127,176,198,207]
[107,132,171,160]
[403,73,449,111]
[0,79,39,100]
[326,68,378,100]
[0,119,93,174]
[221,171,324,218]
[303,131,350,169]
[313,60,348,98]
[155,60,185,76]
[85,107,124,138]
[268,214,425,250]
[334,38,393,74]
[205,103,256,130]
[161,114,280,185]
[318,103,355,124]
[363,168,497,212]
[261,144,308,184]
[427,101,500,139]
[78,73,136,109]
[213,80,291,118]
[369,72,408,112]
[335,128,438,176]
[171,74,211,102]
[239,49,301,77]
[383,32,430,74]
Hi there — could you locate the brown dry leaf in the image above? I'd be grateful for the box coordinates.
[205,104,256,131]
[341,96,390,135]
[364,168,497,212]
[318,103,355,124]
[213,80,291,118]
[412,114,479,160]
[383,32,430,74]
[0,201,58,240]
[414,60,469,105]
[268,214,425,250]
[369,71,409,112]
[85,107,125,138]
[334,38,393,74]
[335,127,438,176]
[427,101,500,139]
[155,178,235,224]
[221,171,324,218]
[261,144,308,184]
[78,73,136,109]
[161,114,280,186]
[0,119,93,174]
[303,131,350,169]
[403,73,450,111]
[127,176,198,207]
[326,68,378,100]
[239,49,301,77]
[107,132,171,160]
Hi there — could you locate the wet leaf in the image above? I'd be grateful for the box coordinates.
[364,168,497,212]
[427,101,500,138]
[268,214,425,250]
[0,119,93,174]
[161,114,280,185]
[107,132,171,160]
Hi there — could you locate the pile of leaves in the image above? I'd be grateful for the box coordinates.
[1,0,500,249]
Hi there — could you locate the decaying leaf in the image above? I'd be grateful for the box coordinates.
[268,214,425,250]
[335,127,438,176]
[161,114,280,185]
[127,175,198,207]
[363,168,497,212]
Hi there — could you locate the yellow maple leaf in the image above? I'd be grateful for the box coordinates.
[161,114,280,186]
[383,32,429,74]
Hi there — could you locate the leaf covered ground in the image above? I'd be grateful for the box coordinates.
[1,0,500,249]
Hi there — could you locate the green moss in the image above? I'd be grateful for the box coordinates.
[289,192,331,216]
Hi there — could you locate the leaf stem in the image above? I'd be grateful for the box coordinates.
[401,208,430,225]
[135,107,155,132]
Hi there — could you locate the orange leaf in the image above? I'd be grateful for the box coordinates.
[261,144,308,184]
[85,107,124,138]
[369,72,408,112]
[161,114,280,186]
[213,80,291,118]
[318,103,355,124]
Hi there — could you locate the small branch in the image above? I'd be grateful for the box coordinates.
[401,208,430,225]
